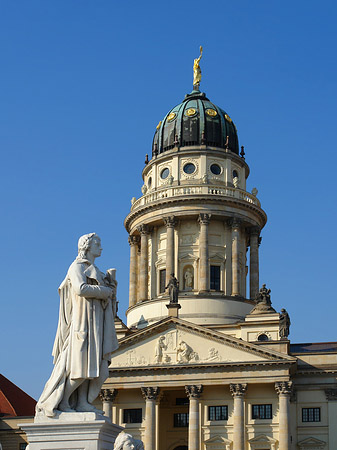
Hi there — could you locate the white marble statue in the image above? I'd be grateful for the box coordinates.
[114,432,144,450]
[36,233,118,418]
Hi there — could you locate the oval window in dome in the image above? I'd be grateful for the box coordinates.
[206,108,217,117]
[183,163,196,174]
[160,168,170,179]
[185,108,197,117]
[210,164,221,175]
[258,334,269,342]
[167,112,176,122]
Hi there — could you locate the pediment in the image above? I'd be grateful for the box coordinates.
[297,437,326,449]
[109,317,295,369]
[204,435,232,445]
[249,434,277,443]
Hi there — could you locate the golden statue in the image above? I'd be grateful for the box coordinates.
[193,46,203,87]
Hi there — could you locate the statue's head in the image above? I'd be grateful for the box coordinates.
[77,233,100,259]
[114,432,135,450]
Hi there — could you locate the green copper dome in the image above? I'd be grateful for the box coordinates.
[152,89,239,157]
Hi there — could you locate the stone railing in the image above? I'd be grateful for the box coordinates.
[131,185,261,211]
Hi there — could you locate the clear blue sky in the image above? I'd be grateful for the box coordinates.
[1,0,336,400]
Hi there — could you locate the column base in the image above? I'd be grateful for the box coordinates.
[20,412,124,450]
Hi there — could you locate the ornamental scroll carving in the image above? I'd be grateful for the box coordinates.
[275,381,293,396]
[141,387,160,401]
[230,383,247,397]
[99,388,118,403]
[185,385,203,399]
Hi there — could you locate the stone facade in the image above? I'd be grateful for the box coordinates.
[102,84,337,450]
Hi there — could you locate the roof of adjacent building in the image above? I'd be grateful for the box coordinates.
[152,89,239,156]
[290,342,337,354]
[0,373,36,417]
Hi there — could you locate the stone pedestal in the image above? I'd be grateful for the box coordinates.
[20,412,123,450]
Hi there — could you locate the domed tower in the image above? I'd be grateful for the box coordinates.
[124,57,267,329]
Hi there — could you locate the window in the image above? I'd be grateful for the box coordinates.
[252,404,272,419]
[258,334,269,342]
[302,407,321,422]
[176,397,189,406]
[20,445,28,450]
[161,168,170,179]
[183,163,196,174]
[210,265,220,290]
[209,405,228,421]
[159,269,166,293]
[123,408,142,423]
[233,170,239,178]
[174,412,189,427]
[210,163,221,175]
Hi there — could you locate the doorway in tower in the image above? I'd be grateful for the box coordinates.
[159,389,188,450]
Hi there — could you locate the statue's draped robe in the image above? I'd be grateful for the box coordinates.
[36,258,118,417]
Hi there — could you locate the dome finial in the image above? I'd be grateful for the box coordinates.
[193,46,203,90]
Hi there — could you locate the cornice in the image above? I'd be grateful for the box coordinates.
[124,195,267,232]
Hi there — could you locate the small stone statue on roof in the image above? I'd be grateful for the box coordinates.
[250,283,276,314]
[279,308,291,339]
[166,273,179,303]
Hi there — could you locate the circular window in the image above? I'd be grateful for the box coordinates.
[183,163,196,174]
[225,113,232,123]
[148,177,152,188]
[185,108,197,117]
[210,164,221,175]
[233,170,239,178]
[160,168,170,179]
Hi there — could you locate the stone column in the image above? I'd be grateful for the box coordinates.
[99,388,118,422]
[231,219,241,296]
[141,387,160,450]
[163,216,176,285]
[137,224,151,301]
[185,385,203,450]
[275,381,292,450]
[198,213,211,292]
[230,383,247,450]
[249,226,260,300]
[128,235,140,307]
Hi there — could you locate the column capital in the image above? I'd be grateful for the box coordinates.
[185,384,203,399]
[325,389,337,401]
[275,381,293,396]
[128,234,140,246]
[163,216,177,228]
[99,388,118,403]
[249,226,261,236]
[137,224,152,235]
[198,213,211,225]
[141,386,160,401]
[230,383,247,397]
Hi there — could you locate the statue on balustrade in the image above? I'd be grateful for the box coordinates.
[36,233,118,418]
[166,273,179,303]
[279,308,291,339]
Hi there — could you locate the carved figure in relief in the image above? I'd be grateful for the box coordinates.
[184,267,193,291]
[36,234,118,418]
[154,336,167,363]
[177,340,193,363]
[205,347,221,362]
[279,308,291,339]
[166,273,179,303]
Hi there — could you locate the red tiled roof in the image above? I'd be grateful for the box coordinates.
[0,374,36,417]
